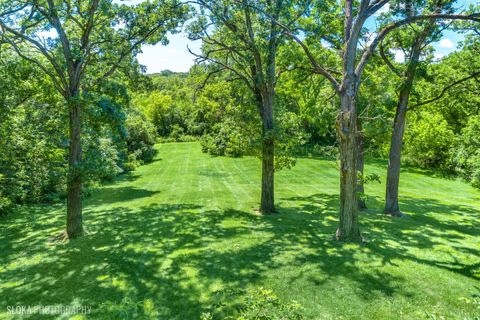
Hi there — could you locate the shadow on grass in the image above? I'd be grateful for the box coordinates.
[85,187,161,207]
[365,157,459,180]
[197,168,231,178]
[0,191,478,319]
[282,193,479,278]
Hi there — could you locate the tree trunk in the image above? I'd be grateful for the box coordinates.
[384,88,409,217]
[384,38,422,217]
[260,91,275,214]
[356,118,367,210]
[66,96,83,238]
[336,91,361,241]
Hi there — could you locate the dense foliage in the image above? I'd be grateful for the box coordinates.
[2,32,479,217]
[130,43,480,189]
[0,49,157,215]
[125,29,480,194]
[0,0,479,318]
[0,1,478,221]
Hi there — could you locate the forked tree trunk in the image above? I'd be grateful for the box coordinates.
[336,90,361,241]
[384,88,410,217]
[66,96,83,238]
[260,91,275,214]
[356,118,367,210]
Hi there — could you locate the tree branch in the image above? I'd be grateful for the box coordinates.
[355,13,480,80]
[188,45,254,92]
[3,37,66,96]
[379,40,402,77]
[247,2,340,92]
[411,70,480,109]
[0,20,68,90]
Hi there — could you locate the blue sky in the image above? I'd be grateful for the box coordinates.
[137,0,477,73]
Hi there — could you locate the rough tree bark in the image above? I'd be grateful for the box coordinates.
[333,0,366,241]
[260,92,275,213]
[384,37,423,217]
[336,82,361,241]
[66,94,83,238]
[258,8,278,214]
[384,88,410,216]
[254,87,276,214]
[356,118,367,210]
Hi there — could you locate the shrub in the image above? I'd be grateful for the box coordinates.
[169,124,185,141]
[97,296,160,319]
[0,106,68,208]
[404,111,455,170]
[274,111,310,171]
[159,134,198,143]
[201,120,248,157]
[201,287,304,320]
[0,174,13,215]
[125,112,157,166]
[83,138,123,183]
[453,115,480,188]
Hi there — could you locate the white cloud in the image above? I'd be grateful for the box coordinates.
[37,29,58,39]
[438,38,455,49]
[137,32,201,73]
[434,52,445,61]
[320,39,331,48]
[393,50,405,63]
[374,3,390,16]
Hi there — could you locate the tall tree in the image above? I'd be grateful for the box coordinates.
[0,0,187,238]
[268,0,479,241]
[381,1,480,216]
[190,0,308,213]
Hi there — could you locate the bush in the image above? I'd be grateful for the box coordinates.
[0,174,13,215]
[0,104,68,208]
[97,296,160,319]
[125,112,157,167]
[273,111,310,171]
[201,120,248,157]
[0,196,12,216]
[157,123,198,143]
[201,287,304,320]
[169,124,185,141]
[159,134,198,143]
[453,115,480,188]
[404,111,455,170]
[83,137,123,183]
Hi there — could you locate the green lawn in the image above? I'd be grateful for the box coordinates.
[1,142,479,319]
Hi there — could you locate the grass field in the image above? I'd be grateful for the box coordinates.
[1,142,479,319]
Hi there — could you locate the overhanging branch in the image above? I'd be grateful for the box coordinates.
[411,70,480,109]
[356,13,480,79]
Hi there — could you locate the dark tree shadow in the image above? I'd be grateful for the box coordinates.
[85,187,161,206]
